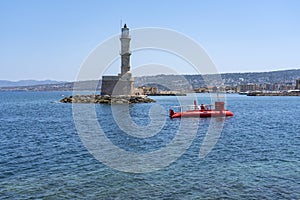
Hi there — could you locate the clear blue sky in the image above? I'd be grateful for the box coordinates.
[1,0,300,81]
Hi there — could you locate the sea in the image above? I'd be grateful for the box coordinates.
[0,91,299,199]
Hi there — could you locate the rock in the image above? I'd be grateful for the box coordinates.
[60,95,155,104]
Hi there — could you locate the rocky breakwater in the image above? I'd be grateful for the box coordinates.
[60,94,155,104]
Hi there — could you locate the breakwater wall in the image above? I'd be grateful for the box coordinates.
[247,92,300,96]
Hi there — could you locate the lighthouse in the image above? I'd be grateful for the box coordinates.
[120,24,131,75]
[101,24,134,96]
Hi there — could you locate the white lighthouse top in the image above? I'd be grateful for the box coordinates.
[121,24,130,38]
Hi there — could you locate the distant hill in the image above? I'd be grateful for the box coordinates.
[135,69,300,89]
[0,80,101,92]
[1,69,300,91]
[0,80,64,87]
[219,69,300,86]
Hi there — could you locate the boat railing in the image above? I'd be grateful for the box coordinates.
[170,104,214,112]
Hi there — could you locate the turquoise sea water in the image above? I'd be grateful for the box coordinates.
[0,92,299,199]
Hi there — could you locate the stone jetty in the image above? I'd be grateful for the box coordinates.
[60,94,155,104]
[247,91,300,96]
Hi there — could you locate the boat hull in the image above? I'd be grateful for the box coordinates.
[170,110,234,118]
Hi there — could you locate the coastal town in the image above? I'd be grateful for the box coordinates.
[193,76,300,95]
[1,70,299,96]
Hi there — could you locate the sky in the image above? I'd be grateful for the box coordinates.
[0,0,300,81]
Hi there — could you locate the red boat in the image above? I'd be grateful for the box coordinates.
[169,100,234,118]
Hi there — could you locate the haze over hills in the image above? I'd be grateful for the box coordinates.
[0,80,64,87]
[1,69,300,91]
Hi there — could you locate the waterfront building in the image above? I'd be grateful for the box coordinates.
[135,86,158,95]
[296,79,300,89]
[237,83,259,92]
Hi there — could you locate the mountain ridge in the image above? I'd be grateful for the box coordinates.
[1,68,300,91]
[0,80,65,87]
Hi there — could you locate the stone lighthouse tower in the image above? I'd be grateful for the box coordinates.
[101,24,134,96]
[120,24,131,75]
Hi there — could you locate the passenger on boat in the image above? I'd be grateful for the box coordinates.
[200,104,205,111]
[205,105,210,110]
